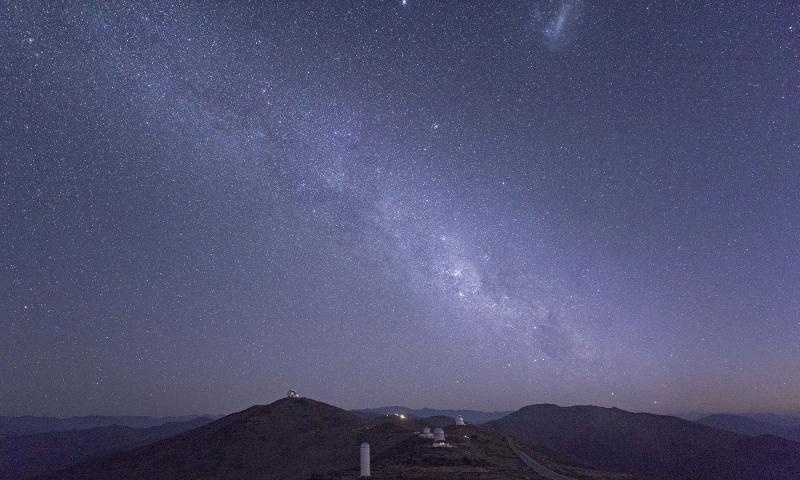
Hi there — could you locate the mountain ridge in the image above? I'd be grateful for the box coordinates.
[0,417,214,480]
[488,403,800,480]
[354,406,511,424]
[696,413,800,442]
[0,414,220,436]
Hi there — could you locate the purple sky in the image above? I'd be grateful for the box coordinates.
[2,0,799,416]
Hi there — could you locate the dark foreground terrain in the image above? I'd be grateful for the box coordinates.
[13,397,800,480]
[34,398,630,480]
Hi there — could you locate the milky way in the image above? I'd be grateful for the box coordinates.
[2,1,799,416]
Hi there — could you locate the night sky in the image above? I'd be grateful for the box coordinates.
[2,1,799,417]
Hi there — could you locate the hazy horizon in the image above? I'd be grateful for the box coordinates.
[5,396,800,420]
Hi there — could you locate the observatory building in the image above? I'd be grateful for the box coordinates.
[360,442,370,477]
[455,415,465,426]
[432,427,448,446]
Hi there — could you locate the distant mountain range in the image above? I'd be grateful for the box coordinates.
[679,412,800,426]
[0,415,219,437]
[696,413,800,442]
[487,404,800,480]
[354,406,512,424]
[0,417,215,480]
[744,413,800,428]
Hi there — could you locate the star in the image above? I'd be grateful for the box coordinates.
[1,0,796,418]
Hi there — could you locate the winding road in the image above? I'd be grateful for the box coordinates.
[506,437,576,480]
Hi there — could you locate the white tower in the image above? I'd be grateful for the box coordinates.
[360,442,371,477]
[455,415,465,426]
[433,427,445,442]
